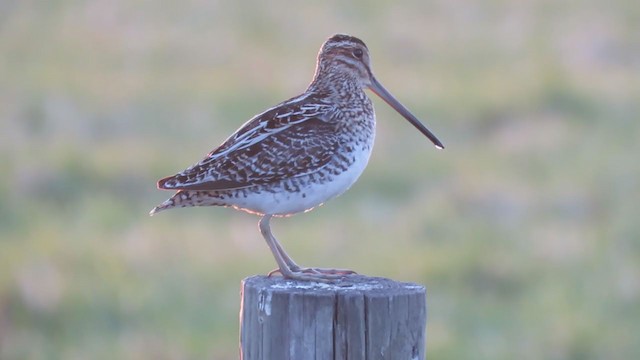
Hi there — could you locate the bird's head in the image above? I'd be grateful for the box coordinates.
[314,34,374,89]
[312,34,444,149]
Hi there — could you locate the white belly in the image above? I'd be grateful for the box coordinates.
[230,145,373,216]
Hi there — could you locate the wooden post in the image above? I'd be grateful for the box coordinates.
[239,275,427,360]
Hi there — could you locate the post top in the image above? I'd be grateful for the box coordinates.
[242,275,425,296]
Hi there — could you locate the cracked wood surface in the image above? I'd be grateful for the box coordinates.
[240,275,426,360]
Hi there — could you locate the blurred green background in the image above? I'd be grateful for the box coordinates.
[1,0,639,359]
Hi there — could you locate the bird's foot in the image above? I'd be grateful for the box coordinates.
[268,266,357,283]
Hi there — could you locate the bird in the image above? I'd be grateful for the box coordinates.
[150,34,444,282]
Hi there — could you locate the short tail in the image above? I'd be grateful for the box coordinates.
[149,190,189,216]
[149,190,227,216]
[149,197,177,216]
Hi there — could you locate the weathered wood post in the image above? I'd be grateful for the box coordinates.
[240,275,427,359]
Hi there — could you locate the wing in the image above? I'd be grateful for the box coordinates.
[158,97,339,191]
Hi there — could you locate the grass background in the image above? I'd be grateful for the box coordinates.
[1,0,639,359]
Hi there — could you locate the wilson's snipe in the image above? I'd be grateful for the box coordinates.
[150,34,443,282]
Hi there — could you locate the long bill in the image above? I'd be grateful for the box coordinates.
[368,76,444,149]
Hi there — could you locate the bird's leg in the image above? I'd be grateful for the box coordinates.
[258,215,355,282]
[268,219,357,277]
[267,240,357,277]
[259,215,296,277]
[268,223,303,272]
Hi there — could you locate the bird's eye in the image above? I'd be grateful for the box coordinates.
[353,48,363,59]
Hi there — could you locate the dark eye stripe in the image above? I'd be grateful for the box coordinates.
[335,57,361,72]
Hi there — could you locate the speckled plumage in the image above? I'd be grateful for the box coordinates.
[150,34,443,281]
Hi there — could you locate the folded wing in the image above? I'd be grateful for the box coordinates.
[158,101,339,191]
